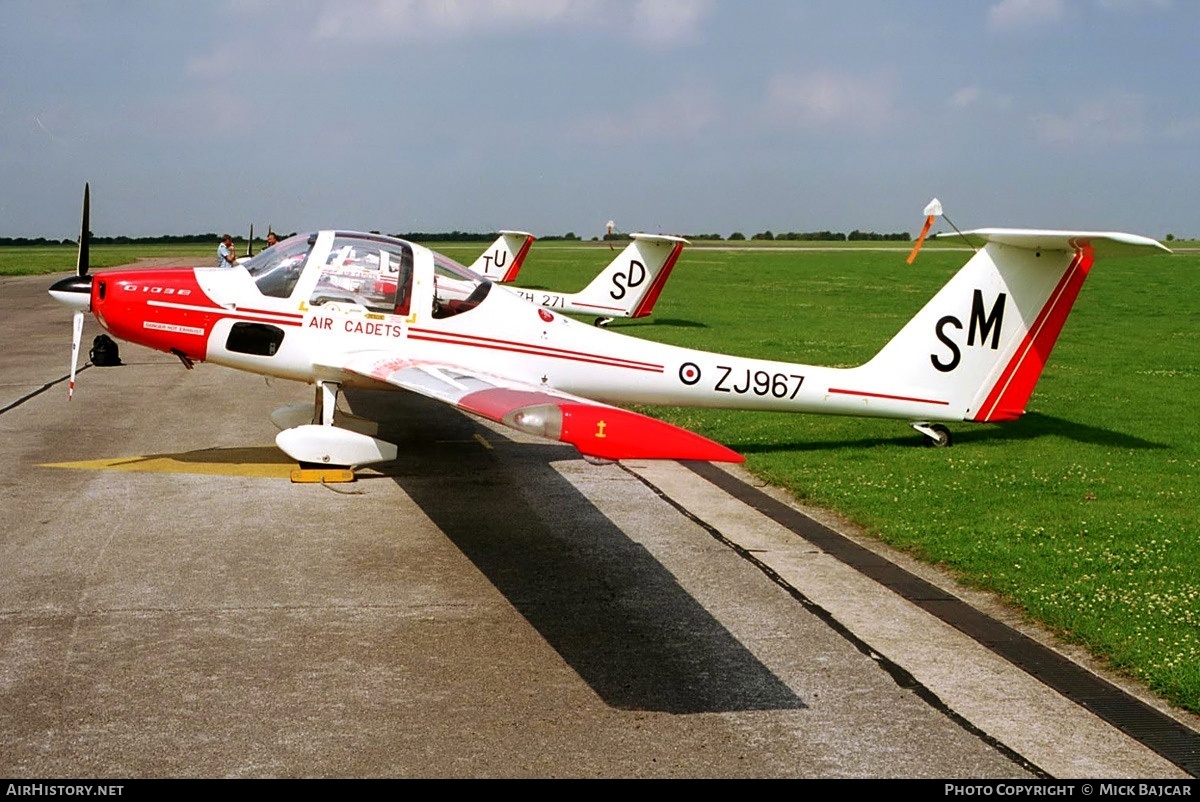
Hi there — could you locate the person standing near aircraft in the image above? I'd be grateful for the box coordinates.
[217,234,236,267]
[266,231,279,248]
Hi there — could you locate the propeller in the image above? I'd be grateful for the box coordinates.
[68,308,84,400]
[48,183,93,400]
[246,223,254,259]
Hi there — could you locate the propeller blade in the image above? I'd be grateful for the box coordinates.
[69,309,84,400]
[77,183,90,277]
[246,223,254,258]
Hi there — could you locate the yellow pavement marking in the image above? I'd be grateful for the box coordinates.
[41,447,297,479]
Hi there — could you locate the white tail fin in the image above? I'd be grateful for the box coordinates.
[854,229,1170,422]
[563,234,687,319]
[469,230,535,282]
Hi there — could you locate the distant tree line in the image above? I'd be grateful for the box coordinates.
[394,231,498,243]
[606,229,912,242]
[739,230,912,242]
[0,236,78,246]
[0,233,291,246]
[399,231,583,242]
[2,228,913,247]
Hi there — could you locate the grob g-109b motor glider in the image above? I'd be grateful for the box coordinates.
[49,185,1169,469]
[419,228,686,326]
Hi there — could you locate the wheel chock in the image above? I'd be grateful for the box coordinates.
[290,467,356,484]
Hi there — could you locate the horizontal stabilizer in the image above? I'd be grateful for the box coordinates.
[936,228,1171,257]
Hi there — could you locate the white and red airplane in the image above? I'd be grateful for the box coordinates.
[320,227,682,326]
[461,229,686,326]
[49,185,1170,470]
[500,233,686,327]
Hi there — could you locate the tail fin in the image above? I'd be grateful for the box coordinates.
[469,230,535,282]
[855,229,1169,422]
[566,233,687,319]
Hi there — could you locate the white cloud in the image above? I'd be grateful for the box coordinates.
[949,86,982,108]
[311,0,572,42]
[1032,93,1148,147]
[138,87,254,140]
[765,71,896,133]
[630,0,713,47]
[185,42,243,80]
[1163,115,1200,141]
[568,87,719,145]
[986,0,1066,33]
[307,0,710,47]
[1096,0,1171,10]
[947,86,1014,113]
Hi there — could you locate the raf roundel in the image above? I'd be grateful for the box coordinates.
[679,362,702,385]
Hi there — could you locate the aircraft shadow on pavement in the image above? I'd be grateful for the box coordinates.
[732,411,1166,455]
[346,389,803,715]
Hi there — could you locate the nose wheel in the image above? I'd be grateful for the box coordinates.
[911,422,951,448]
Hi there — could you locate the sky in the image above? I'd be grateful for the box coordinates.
[1,0,1197,240]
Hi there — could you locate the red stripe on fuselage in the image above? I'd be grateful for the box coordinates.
[827,387,950,406]
[973,245,1094,422]
[146,300,303,326]
[147,301,304,330]
[409,327,664,373]
[236,306,305,320]
[563,301,630,312]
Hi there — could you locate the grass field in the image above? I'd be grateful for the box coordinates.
[12,237,1200,713]
[0,243,217,275]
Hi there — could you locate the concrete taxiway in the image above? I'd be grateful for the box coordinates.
[1,271,1194,778]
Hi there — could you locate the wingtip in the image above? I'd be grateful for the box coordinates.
[559,403,744,463]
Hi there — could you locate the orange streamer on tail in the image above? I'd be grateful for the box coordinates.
[906,215,936,264]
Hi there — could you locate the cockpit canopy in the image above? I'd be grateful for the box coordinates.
[242,231,491,318]
[243,232,315,299]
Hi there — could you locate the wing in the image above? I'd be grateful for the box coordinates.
[334,352,744,463]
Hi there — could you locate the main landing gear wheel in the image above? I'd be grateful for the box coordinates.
[594,316,614,328]
[911,422,952,448]
[275,380,398,482]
